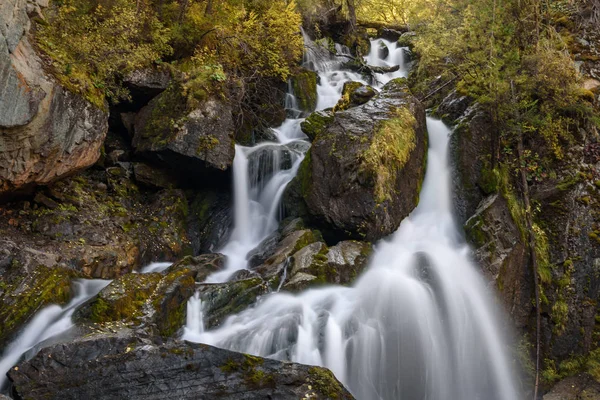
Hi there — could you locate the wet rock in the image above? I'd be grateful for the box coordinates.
[464,194,532,329]
[79,263,199,336]
[0,0,108,197]
[333,81,377,112]
[198,277,270,329]
[8,334,355,399]
[188,190,233,255]
[253,229,318,278]
[450,105,493,223]
[397,31,417,49]
[300,109,335,141]
[133,88,235,182]
[168,253,226,281]
[290,68,318,113]
[282,240,372,292]
[246,144,293,188]
[377,40,390,59]
[435,89,471,124]
[288,78,427,242]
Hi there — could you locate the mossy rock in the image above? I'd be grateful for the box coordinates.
[333,81,376,112]
[89,273,163,324]
[290,68,318,113]
[301,110,335,141]
[198,277,270,329]
[0,266,77,346]
[85,266,197,336]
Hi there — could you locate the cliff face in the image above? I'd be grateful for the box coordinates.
[0,0,108,197]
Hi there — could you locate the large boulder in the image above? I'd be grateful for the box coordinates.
[133,84,235,183]
[8,334,355,399]
[287,78,427,241]
[0,0,108,197]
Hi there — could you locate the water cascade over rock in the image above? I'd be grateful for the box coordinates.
[182,37,521,400]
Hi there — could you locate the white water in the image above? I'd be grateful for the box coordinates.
[204,34,376,284]
[183,37,520,399]
[139,261,172,273]
[0,279,110,390]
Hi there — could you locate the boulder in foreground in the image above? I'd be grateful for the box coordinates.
[8,334,355,400]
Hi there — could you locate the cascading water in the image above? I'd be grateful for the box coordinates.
[183,37,520,400]
[0,279,110,390]
[204,34,371,284]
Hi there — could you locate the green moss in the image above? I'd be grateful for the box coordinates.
[300,111,334,141]
[308,367,347,399]
[360,107,417,203]
[0,266,76,343]
[464,215,487,247]
[333,81,364,112]
[89,273,162,324]
[290,69,318,112]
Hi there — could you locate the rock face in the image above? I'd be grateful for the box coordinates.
[8,334,355,399]
[0,0,108,197]
[288,78,427,241]
[464,194,533,329]
[449,103,493,222]
[133,87,235,181]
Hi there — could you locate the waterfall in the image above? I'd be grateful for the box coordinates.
[203,35,368,284]
[0,279,110,390]
[183,38,520,400]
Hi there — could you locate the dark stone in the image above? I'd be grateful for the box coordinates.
[187,190,233,255]
[378,27,404,42]
[435,90,472,124]
[450,105,492,223]
[8,334,355,399]
[377,40,389,59]
[132,162,175,189]
[288,78,427,242]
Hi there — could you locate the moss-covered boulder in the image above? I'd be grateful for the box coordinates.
[82,263,201,336]
[133,82,235,183]
[8,334,355,399]
[286,78,427,242]
[300,110,335,141]
[0,265,76,347]
[333,81,377,112]
[290,68,318,113]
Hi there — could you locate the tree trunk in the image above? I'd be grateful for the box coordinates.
[346,0,357,31]
[205,0,213,16]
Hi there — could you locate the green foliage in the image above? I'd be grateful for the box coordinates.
[35,0,303,108]
[36,0,171,108]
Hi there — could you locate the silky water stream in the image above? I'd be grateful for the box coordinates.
[182,38,521,399]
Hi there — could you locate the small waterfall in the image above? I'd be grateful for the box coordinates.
[0,279,110,390]
[183,292,205,338]
[203,34,365,284]
[183,37,521,400]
